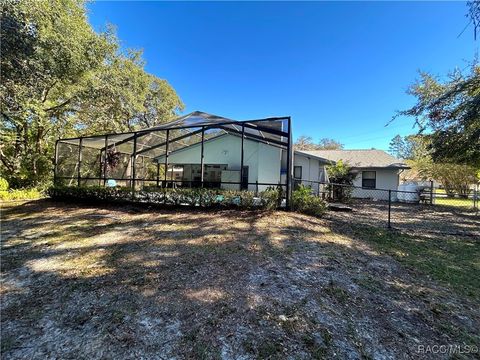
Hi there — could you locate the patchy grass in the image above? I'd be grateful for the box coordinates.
[434,196,475,208]
[433,189,476,209]
[0,188,43,202]
[343,225,480,300]
[1,200,479,359]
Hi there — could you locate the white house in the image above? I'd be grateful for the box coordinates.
[297,149,409,199]
[155,127,408,198]
[56,111,409,206]
[156,133,285,192]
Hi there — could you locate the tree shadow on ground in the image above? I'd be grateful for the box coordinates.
[1,200,479,359]
[326,199,479,237]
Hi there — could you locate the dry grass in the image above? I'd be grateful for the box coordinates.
[1,200,479,359]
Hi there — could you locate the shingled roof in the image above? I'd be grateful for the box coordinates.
[296,149,409,169]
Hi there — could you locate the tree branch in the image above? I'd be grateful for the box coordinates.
[44,98,72,112]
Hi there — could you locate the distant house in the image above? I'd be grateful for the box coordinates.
[296,149,410,199]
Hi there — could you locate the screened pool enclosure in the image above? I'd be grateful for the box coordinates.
[54,111,294,207]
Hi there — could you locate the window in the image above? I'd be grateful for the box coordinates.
[362,171,376,188]
[294,166,302,179]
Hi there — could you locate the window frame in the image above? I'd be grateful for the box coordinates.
[294,166,302,180]
[361,170,376,189]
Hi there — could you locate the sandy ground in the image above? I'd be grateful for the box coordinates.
[327,199,479,237]
[1,200,479,359]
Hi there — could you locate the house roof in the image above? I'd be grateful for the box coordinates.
[296,149,409,169]
[294,150,331,163]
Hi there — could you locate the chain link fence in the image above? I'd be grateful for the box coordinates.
[297,180,479,235]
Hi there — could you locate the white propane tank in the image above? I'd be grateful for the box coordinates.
[404,183,420,203]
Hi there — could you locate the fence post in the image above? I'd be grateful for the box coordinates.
[388,189,392,229]
[430,180,434,205]
[474,187,478,211]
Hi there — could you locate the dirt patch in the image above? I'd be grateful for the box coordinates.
[1,200,479,359]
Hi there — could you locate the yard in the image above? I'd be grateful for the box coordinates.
[1,200,479,359]
[432,189,477,209]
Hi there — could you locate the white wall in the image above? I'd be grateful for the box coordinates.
[257,142,283,191]
[293,154,324,194]
[163,134,282,191]
[351,168,400,200]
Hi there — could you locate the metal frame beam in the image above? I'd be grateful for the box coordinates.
[56,114,293,209]
[131,133,138,190]
[54,140,59,185]
[103,135,108,185]
[77,137,83,187]
[200,126,205,188]
[215,125,287,148]
[164,129,169,186]
[240,124,245,190]
[136,127,205,156]
[286,116,293,210]
[242,122,288,138]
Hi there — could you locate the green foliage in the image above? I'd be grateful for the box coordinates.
[0,0,183,188]
[317,138,344,150]
[404,134,432,160]
[423,163,477,197]
[389,134,433,161]
[0,188,42,201]
[388,135,406,159]
[326,160,355,185]
[294,136,343,151]
[239,191,255,208]
[259,187,283,210]
[48,185,282,210]
[291,185,327,217]
[0,177,9,191]
[396,64,480,167]
[325,160,356,202]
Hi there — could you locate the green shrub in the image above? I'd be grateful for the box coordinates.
[239,191,255,209]
[292,185,327,217]
[48,185,133,203]
[48,185,281,210]
[221,190,241,207]
[260,186,282,210]
[326,160,356,185]
[0,188,42,201]
[0,177,9,191]
[199,189,219,207]
[326,160,355,202]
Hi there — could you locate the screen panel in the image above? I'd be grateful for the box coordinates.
[56,140,80,184]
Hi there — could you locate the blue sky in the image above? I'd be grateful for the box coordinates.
[87,1,477,150]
